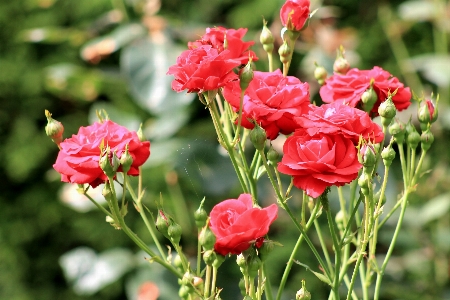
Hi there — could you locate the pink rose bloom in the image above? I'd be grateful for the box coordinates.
[295,101,384,144]
[188,27,258,65]
[280,0,310,31]
[278,129,362,198]
[319,66,411,116]
[167,45,241,93]
[209,194,278,256]
[53,120,150,188]
[223,69,310,140]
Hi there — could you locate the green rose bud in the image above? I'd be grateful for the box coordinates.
[406,124,420,150]
[260,20,274,53]
[250,124,267,150]
[239,60,254,91]
[278,40,292,64]
[420,129,434,152]
[247,256,262,278]
[199,226,216,250]
[314,64,327,85]
[388,118,406,144]
[361,87,377,113]
[168,222,182,244]
[120,145,133,174]
[155,210,170,239]
[203,250,216,266]
[378,96,397,127]
[267,146,280,165]
[45,110,64,147]
[381,145,396,167]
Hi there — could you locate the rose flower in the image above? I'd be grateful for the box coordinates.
[209,194,278,256]
[223,69,310,140]
[53,120,150,188]
[188,26,258,65]
[295,101,384,145]
[319,66,411,116]
[277,129,362,198]
[280,0,311,31]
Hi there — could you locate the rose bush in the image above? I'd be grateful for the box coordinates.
[295,101,384,144]
[209,193,278,256]
[167,45,241,93]
[53,120,150,188]
[188,26,258,65]
[277,129,362,198]
[319,66,411,116]
[280,0,310,31]
[223,69,310,140]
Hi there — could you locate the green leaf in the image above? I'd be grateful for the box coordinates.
[294,260,332,286]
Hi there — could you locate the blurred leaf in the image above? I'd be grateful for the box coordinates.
[59,247,135,295]
[44,63,103,102]
[120,36,194,115]
[407,54,450,87]
[19,27,88,46]
[398,0,437,22]
[405,192,450,226]
[88,101,142,131]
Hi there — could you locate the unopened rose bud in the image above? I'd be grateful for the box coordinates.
[99,147,116,177]
[260,20,274,53]
[213,254,225,268]
[155,210,170,238]
[203,250,216,266]
[174,254,183,270]
[102,182,113,201]
[258,240,274,262]
[267,146,280,164]
[120,146,133,173]
[418,98,438,130]
[247,256,262,278]
[137,123,146,142]
[239,278,246,296]
[236,253,246,268]
[250,124,267,150]
[314,64,327,85]
[296,280,311,300]
[421,129,434,151]
[181,272,194,286]
[388,118,406,144]
[194,203,208,228]
[199,226,216,250]
[278,40,292,64]
[239,60,254,91]
[358,172,370,196]
[359,144,377,173]
[333,56,350,75]
[168,222,182,244]
[45,110,64,147]
[378,96,396,126]
[381,145,396,167]
[361,87,377,113]
[406,122,420,150]
[178,285,190,299]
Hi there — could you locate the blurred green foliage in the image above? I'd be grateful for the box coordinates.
[1,0,449,299]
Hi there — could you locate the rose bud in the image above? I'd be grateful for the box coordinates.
[296,280,311,300]
[99,147,116,178]
[359,144,377,174]
[260,20,274,54]
[239,59,254,91]
[203,249,216,266]
[278,40,292,64]
[155,209,170,239]
[174,254,183,270]
[250,124,267,150]
[418,98,438,129]
[406,125,420,150]
[102,181,113,201]
[213,254,225,268]
[361,87,377,113]
[45,110,64,147]
[314,63,327,85]
[194,202,208,228]
[358,171,370,196]
[168,222,182,244]
[267,146,280,165]
[381,144,396,167]
[421,129,434,152]
[378,95,397,127]
[120,145,133,173]
[178,285,190,299]
[199,226,216,250]
[388,118,406,144]
[247,256,262,279]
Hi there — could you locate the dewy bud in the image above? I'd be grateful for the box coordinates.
[199,226,216,250]
[250,124,267,150]
[45,110,64,146]
[378,96,397,127]
[120,145,133,174]
[278,40,292,64]
[421,129,434,151]
[260,20,274,53]
[388,118,406,144]
[239,60,254,91]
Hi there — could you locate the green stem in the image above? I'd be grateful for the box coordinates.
[204,265,212,298]
[211,266,218,297]
[108,178,182,278]
[263,264,274,300]
[82,191,114,218]
[275,200,321,300]
[323,194,342,300]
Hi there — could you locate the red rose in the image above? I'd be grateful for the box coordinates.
[280,0,310,31]
[277,129,362,198]
[295,101,384,144]
[319,66,411,116]
[53,120,150,188]
[209,194,278,256]
[223,69,310,140]
[167,45,241,93]
[188,27,258,65]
